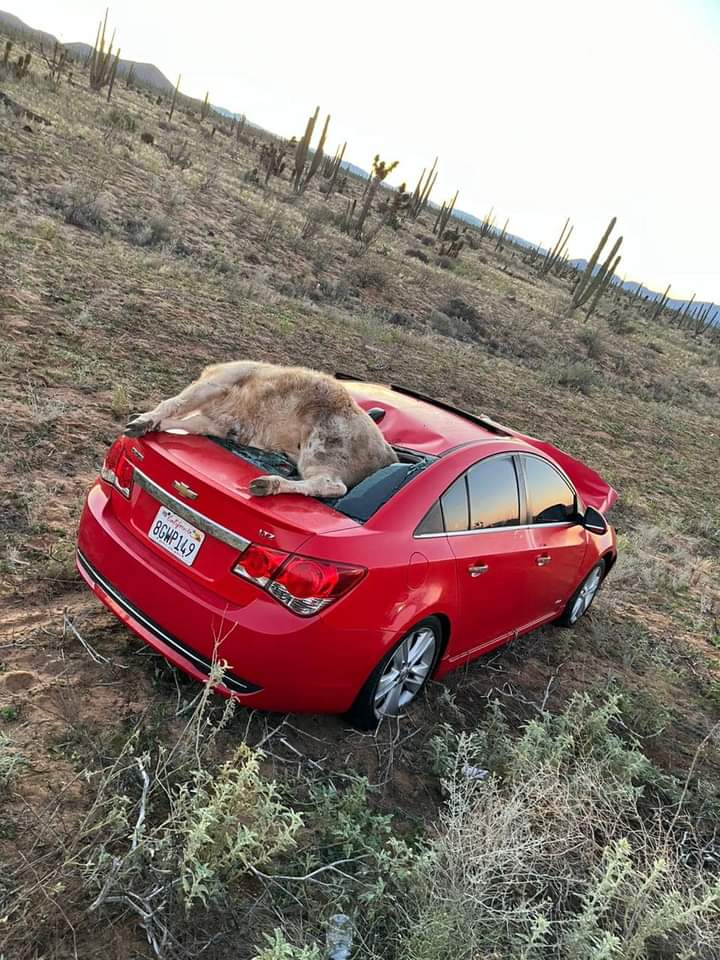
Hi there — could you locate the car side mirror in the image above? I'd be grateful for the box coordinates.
[582,506,608,534]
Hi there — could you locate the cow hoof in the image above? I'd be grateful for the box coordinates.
[249,475,281,496]
[124,414,156,437]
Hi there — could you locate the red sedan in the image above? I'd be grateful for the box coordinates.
[76,377,618,728]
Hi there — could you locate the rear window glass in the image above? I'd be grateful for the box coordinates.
[212,438,433,522]
[467,456,520,529]
[441,476,470,532]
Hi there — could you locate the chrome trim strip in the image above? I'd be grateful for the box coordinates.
[77,550,259,694]
[414,521,574,539]
[133,467,250,553]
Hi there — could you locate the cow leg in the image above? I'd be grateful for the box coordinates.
[157,414,219,434]
[125,380,228,436]
[249,474,347,498]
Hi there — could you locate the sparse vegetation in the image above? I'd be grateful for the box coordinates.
[0,13,718,959]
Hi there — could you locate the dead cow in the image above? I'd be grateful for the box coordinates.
[124,361,397,498]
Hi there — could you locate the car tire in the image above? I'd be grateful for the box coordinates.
[346,616,443,730]
[557,559,606,627]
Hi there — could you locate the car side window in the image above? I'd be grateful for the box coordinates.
[415,500,444,536]
[523,455,576,524]
[466,456,520,529]
[440,476,470,532]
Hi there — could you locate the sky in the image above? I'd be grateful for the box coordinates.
[13,0,720,301]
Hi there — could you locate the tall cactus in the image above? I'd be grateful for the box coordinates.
[293,107,330,193]
[89,9,120,94]
[2,40,12,69]
[495,217,509,251]
[678,293,696,326]
[433,190,458,237]
[650,284,671,322]
[409,158,438,219]
[167,74,181,122]
[585,255,621,320]
[541,217,573,275]
[200,91,210,121]
[570,217,622,311]
[323,141,346,199]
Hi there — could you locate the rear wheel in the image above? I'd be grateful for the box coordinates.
[346,617,442,729]
[558,560,605,626]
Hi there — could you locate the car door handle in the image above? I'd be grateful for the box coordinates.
[468,563,489,577]
[535,554,552,566]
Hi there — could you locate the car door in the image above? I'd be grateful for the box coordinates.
[519,454,588,626]
[440,455,538,661]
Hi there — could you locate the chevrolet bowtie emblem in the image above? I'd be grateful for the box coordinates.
[172,480,198,500]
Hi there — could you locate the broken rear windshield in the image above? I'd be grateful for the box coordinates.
[211,438,434,522]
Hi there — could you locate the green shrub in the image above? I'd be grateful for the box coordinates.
[0,734,25,789]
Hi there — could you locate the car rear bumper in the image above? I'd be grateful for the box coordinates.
[76,482,385,713]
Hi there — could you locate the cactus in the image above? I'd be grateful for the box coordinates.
[650,283,671,322]
[200,91,210,122]
[541,218,573,275]
[14,51,31,80]
[293,107,330,193]
[259,141,287,183]
[125,62,135,88]
[439,225,466,259]
[168,74,181,122]
[409,158,438,219]
[322,142,346,200]
[678,293,696,326]
[434,190,459,237]
[585,254,621,320]
[694,301,715,335]
[570,217,622,310]
[341,155,399,241]
[2,40,12,69]
[89,10,121,94]
[478,206,496,240]
[495,217,509,251]
[40,41,69,88]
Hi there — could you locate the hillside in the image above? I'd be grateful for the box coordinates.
[1,22,720,960]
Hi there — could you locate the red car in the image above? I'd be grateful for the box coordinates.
[77,377,618,728]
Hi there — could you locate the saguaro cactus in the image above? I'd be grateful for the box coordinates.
[570,217,623,312]
[541,218,573,275]
[409,158,438,219]
[89,9,120,94]
[200,91,210,122]
[168,74,181,122]
[433,190,459,237]
[293,107,330,193]
[2,40,12,69]
[650,284,671,322]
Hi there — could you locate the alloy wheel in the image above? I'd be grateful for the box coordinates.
[374,625,438,719]
[570,566,602,623]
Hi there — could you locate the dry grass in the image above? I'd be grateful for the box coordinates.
[1,25,719,959]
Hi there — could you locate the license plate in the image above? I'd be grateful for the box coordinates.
[148,506,205,566]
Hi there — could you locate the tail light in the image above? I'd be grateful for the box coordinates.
[233,544,366,616]
[100,437,134,498]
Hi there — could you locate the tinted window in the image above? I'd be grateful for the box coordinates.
[467,457,520,529]
[416,500,443,536]
[524,456,576,524]
[441,476,469,532]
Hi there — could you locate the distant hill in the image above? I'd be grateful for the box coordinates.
[0,10,174,92]
[1,7,715,322]
[63,42,174,93]
[0,8,56,48]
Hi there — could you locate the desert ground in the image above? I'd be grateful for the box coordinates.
[1,26,720,960]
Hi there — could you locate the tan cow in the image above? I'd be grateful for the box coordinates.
[124,361,397,498]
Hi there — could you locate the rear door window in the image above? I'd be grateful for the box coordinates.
[523,455,576,524]
[466,456,520,529]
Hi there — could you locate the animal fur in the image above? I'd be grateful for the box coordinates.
[124,361,397,498]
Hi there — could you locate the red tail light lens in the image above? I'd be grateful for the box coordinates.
[233,544,288,586]
[233,546,366,616]
[100,437,134,498]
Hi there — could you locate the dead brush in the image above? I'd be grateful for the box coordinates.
[0,660,301,958]
[49,180,110,233]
